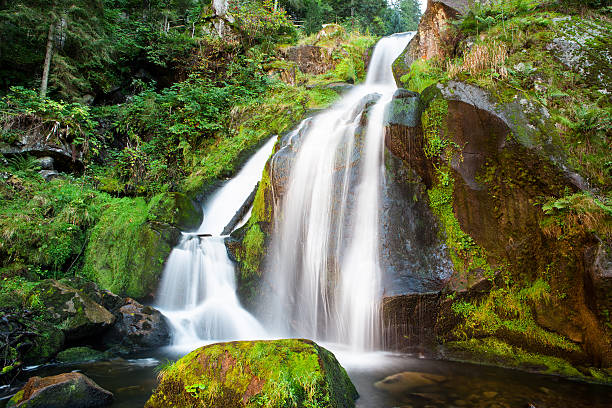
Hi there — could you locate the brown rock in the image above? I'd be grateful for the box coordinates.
[7,372,113,408]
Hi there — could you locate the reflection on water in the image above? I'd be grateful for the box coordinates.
[2,349,611,408]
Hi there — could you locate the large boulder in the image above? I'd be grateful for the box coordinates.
[145,339,358,408]
[34,280,115,341]
[55,347,108,364]
[384,80,611,370]
[7,372,113,408]
[102,298,170,350]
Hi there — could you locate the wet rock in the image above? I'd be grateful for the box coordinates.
[146,339,357,408]
[374,371,447,394]
[56,346,107,363]
[7,372,113,408]
[34,280,115,341]
[102,298,170,350]
[483,391,498,399]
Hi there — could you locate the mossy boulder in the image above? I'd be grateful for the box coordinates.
[7,372,113,408]
[145,339,358,408]
[33,280,114,341]
[55,347,108,364]
[81,195,185,299]
[148,192,202,231]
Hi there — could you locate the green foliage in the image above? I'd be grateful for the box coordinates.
[451,281,580,352]
[448,337,584,378]
[0,171,111,278]
[400,59,446,93]
[80,194,176,298]
[1,87,97,153]
[230,0,298,45]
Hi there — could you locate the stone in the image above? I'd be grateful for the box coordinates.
[56,347,107,363]
[483,391,498,399]
[102,298,170,350]
[7,372,113,408]
[283,45,336,75]
[145,339,358,408]
[38,169,60,181]
[392,0,472,86]
[374,371,447,394]
[36,156,54,170]
[315,23,345,43]
[34,280,115,341]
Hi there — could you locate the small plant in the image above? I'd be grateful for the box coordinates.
[7,155,40,173]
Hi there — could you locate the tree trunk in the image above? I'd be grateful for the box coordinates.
[40,22,54,98]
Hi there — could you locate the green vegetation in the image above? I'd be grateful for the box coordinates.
[147,339,357,408]
[447,337,584,378]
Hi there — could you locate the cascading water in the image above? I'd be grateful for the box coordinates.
[264,32,414,351]
[156,137,276,347]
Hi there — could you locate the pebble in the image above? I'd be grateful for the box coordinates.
[483,391,498,399]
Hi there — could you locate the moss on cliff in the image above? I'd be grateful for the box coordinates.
[80,194,184,299]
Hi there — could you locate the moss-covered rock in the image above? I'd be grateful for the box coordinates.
[7,372,113,408]
[146,339,358,408]
[33,280,114,341]
[55,347,108,364]
[148,192,202,231]
[81,195,182,299]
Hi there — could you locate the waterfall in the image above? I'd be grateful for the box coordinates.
[156,137,276,347]
[264,33,414,351]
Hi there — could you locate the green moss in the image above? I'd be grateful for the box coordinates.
[147,339,358,408]
[80,196,178,299]
[447,337,585,379]
[401,59,446,93]
[56,346,106,363]
[420,96,495,287]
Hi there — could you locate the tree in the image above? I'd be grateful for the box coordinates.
[0,0,110,98]
[398,0,421,31]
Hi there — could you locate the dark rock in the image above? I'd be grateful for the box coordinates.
[56,347,107,363]
[102,298,170,350]
[7,372,113,408]
[222,182,258,235]
[34,280,115,341]
[38,169,60,181]
[145,339,358,408]
[324,82,354,94]
[36,156,54,170]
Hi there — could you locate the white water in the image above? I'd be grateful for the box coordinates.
[156,137,276,348]
[265,33,414,351]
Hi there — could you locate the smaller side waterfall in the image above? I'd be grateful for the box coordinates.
[156,137,276,347]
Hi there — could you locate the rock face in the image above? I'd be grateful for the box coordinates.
[146,339,358,408]
[392,0,471,86]
[382,82,612,368]
[7,372,113,408]
[283,45,336,75]
[34,280,115,341]
[102,298,170,350]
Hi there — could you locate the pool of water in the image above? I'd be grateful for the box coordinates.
[2,348,611,408]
